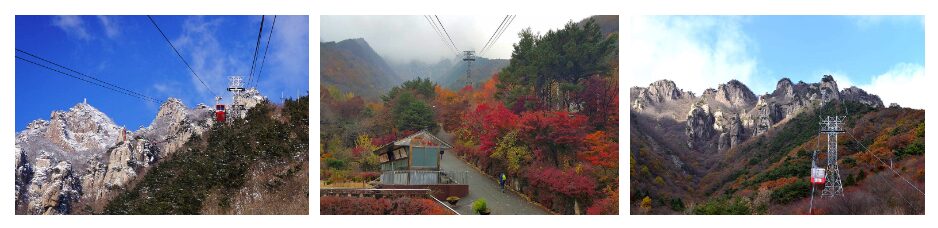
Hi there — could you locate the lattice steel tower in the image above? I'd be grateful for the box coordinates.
[462,50,475,87]
[227,76,246,121]
[820,116,846,198]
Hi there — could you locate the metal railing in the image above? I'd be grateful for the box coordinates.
[320,188,431,197]
[379,170,468,185]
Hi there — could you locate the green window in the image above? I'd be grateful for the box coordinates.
[411,146,438,168]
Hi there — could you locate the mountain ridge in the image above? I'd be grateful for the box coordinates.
[630,75,922,215]
[15,92,270,214]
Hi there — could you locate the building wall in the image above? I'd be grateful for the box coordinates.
[410,146,439,169]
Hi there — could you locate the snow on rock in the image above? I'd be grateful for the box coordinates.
[15,146,33,205]
[139,97,213,158]
[15,97,215,214]
[26,151,81,215]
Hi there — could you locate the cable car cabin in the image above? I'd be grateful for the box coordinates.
[810,167,826,184]
[215,104,226,122]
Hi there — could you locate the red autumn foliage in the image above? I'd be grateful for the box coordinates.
[371,130,416,147]
[471,74,499,104]
[432,85,470,132]
[579,131,618,169]
[350,146,366,157]
[464,102,519,155]
[510,94,544,113]
[518,111,588,164]
[525,166,598,199]
[354,171,380,181]
[460,84,473,93]
[320,196,452,215]
[576,75,618,130]
[586,187,619,215]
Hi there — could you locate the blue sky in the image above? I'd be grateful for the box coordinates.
[628,15,925,108]
[15,15,309,132]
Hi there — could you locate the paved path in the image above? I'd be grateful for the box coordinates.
[437,133,548,215]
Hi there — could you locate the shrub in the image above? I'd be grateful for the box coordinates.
[639,196,652,210]
[472,198,489,214]
[525,166,598,199]
[586,189,618,215]
[669,198,685,212]
[324,157,347,170]
[654,176,665,186]
[320,196,451,215]
[693,196,751,215]
[770,180,809,204]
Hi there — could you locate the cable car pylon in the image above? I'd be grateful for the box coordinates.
[809,115,846,214]
[462,50,475,87]
[819,116,846,198]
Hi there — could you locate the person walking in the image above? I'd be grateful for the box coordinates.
[499,172,507,193]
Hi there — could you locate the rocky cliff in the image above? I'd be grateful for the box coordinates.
[13,95,263,214]
[632,75,885,156]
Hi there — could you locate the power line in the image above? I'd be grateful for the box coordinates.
[846,130,924,195]
[481,15,511,55]
[424,15,457,55]
[16,49,162,103]
[482,15,515,55]
[839,97,923,195]
[16,55,161,104]
[434,15,459,53]
[247,15,266,85]
[146,15,218,98]
[254,15,277,88]
[480,15,509,56]
[871,166,917,209]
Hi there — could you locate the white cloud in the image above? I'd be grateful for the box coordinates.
[163,16,308,105]
[320,15,591,64]
[850,15,924,30]
[51,16,92,41]
[626,16,757,95]
[857,63,926,109]
[97,16,120,39]
[265,16,309,90]
[173,16,228,102]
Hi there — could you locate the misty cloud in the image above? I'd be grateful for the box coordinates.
[320,15,592,64]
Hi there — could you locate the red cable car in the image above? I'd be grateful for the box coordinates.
[215,104,226,122]
[810,167,826,184]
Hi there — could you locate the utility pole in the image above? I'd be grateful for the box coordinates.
[820,116,846,198]
[462,50,475,87]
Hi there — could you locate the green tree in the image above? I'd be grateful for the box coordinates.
[391,92,436,132]
[498,18,617,109]
[693,196,752,215]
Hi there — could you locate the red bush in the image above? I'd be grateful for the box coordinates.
[371,130,416,147]
[576,75,618,130]
[463,102,519,156]
[525,166,598,199]
[518,111,588,164]
[586,188,618,215]
[355,171,380,181]
[320,196,452,215]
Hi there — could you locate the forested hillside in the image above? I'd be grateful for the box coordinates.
[105,97,309,214]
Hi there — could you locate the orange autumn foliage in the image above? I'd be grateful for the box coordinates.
[579,131,618,169]
[760,176,799,190]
